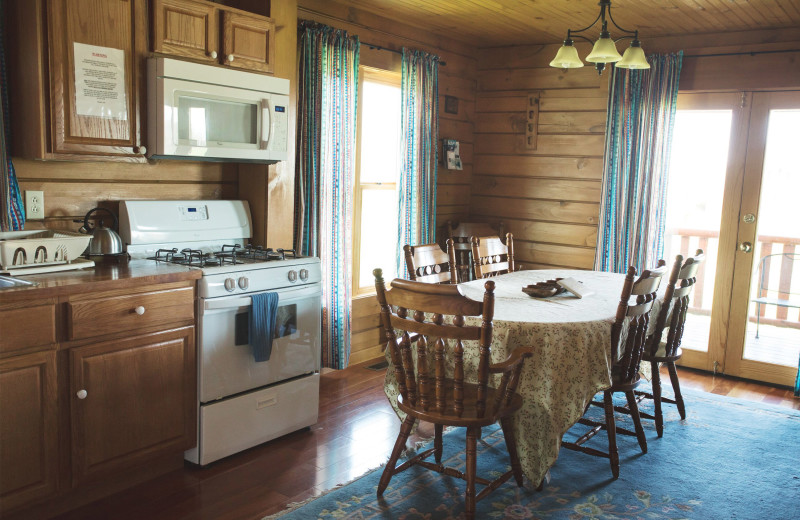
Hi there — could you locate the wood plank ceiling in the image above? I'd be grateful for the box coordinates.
[329,0,800,47]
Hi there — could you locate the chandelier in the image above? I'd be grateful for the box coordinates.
[549,0,649,74]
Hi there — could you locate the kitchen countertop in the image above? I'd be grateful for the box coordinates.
[0,260,201,302]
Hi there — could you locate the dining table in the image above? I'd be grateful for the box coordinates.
[382,269,665,486]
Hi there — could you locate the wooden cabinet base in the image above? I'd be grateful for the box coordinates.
[0,275,198,518]
[0,452,185,520]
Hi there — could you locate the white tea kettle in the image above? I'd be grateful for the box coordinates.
[79,207,124,256]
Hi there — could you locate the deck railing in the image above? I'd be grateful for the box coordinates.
[664,229,800,329]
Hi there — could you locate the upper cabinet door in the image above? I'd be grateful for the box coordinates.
[221,11,275,74]
[152,0,219,62]
[47,0,147,159]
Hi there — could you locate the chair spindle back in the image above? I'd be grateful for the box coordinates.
[470,233,515,279]
[612,265,667,384]
[374,269,497,418]
[404,239,458,284]
[649,249,705,358]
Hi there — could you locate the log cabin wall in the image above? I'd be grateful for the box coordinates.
[472,43,607,270]
[296,0,479,366]
[470,28,800,272]
[13,160,238,231]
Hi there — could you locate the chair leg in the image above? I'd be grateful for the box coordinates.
[756,303,761,339]
[377,415,416,496]
[625,390,648,454]
[651,360,664,437]
[464,425,479,520]
[500,417,524,486]
[434,423,444,463]
[603,391,619,479]
[667,362,687,420]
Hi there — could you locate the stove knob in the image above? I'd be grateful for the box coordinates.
[224,278,236,292]
[288,270,298,283]
[238,276,249,290]
[299,269,309,281]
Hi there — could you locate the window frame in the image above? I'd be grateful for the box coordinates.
[352,66,402,296]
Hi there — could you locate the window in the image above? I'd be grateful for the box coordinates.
[352,67,402,295]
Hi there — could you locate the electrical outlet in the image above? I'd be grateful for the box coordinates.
[25,190,45,220]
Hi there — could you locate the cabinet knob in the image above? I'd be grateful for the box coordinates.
[209,50,218,59]
[227,54,235,62]
[77,389,88,400]
[136,145,147,155]
[135,305,146,315]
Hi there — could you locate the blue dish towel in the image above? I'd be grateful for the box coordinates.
[249,292,279,362]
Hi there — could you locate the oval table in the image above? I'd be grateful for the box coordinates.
[382,269,662,486]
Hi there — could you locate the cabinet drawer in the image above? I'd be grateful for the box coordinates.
[0,302,57,356]
[67,286,194,340]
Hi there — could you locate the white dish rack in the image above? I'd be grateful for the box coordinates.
[0,230,91,270]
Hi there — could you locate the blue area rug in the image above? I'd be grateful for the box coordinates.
[268,388,800,519]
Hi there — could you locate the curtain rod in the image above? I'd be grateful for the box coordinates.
[362,41,447,66]
[683,48,800,59]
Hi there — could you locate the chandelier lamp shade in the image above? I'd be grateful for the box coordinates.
[549,0,650,74]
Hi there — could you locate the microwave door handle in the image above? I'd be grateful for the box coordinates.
[261,99,271,150]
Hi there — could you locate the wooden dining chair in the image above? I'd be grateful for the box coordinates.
[561,264,667,479]
[470,233,516,279]
[445,220,505,281]
[637,249,704,437]
[404,238,458,284]
[373,269,533,520]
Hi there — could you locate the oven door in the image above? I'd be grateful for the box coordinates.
[198,283,321,403]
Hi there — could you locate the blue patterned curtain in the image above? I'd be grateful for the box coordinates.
[295,21,359,369]
[397,48,439,276]
[595,52,683,273]
[0,0,24,231]
[795,353,799,396]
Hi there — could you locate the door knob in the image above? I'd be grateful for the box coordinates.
[135,305,146,315]
[738,242,753,253]
[209,50,218,59]
[76,389,88,399]
[227,54,235,62]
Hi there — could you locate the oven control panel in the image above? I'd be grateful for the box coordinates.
[178,205,209,220]
[198,258,322,298]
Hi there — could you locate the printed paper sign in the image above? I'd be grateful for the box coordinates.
[73,42,128,120]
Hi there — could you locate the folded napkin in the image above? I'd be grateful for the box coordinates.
[249,292,279,362]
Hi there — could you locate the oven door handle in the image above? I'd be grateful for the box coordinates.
[202,285,320,311]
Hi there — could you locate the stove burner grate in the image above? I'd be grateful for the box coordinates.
[147,245,298,267]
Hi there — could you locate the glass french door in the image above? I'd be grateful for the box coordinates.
[664,91,800,386]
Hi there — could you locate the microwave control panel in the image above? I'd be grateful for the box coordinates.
[269,100,289,152]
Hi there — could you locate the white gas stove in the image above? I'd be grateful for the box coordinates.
[119,200,321,466]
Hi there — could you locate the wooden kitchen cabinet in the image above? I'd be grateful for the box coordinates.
[70,327,196,485]
[0,351,59,511]
[0,272,199,516]
[6,0,148,161]
[221,10,276,73]
[0,298,57,357]
[151,0,219,63]
[150,0,275,73]
[66,285,195,341]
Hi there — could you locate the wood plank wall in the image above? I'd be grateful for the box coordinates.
[470,28,800,272]
[296,0,478,366]
[472,43,607,270]
[13,159,238,231]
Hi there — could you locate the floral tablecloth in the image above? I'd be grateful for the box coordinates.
[383,269,663,485]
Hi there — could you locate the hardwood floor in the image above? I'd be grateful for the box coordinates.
[50,362,798,520]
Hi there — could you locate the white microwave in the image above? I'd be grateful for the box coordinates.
[147,58,289,163]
